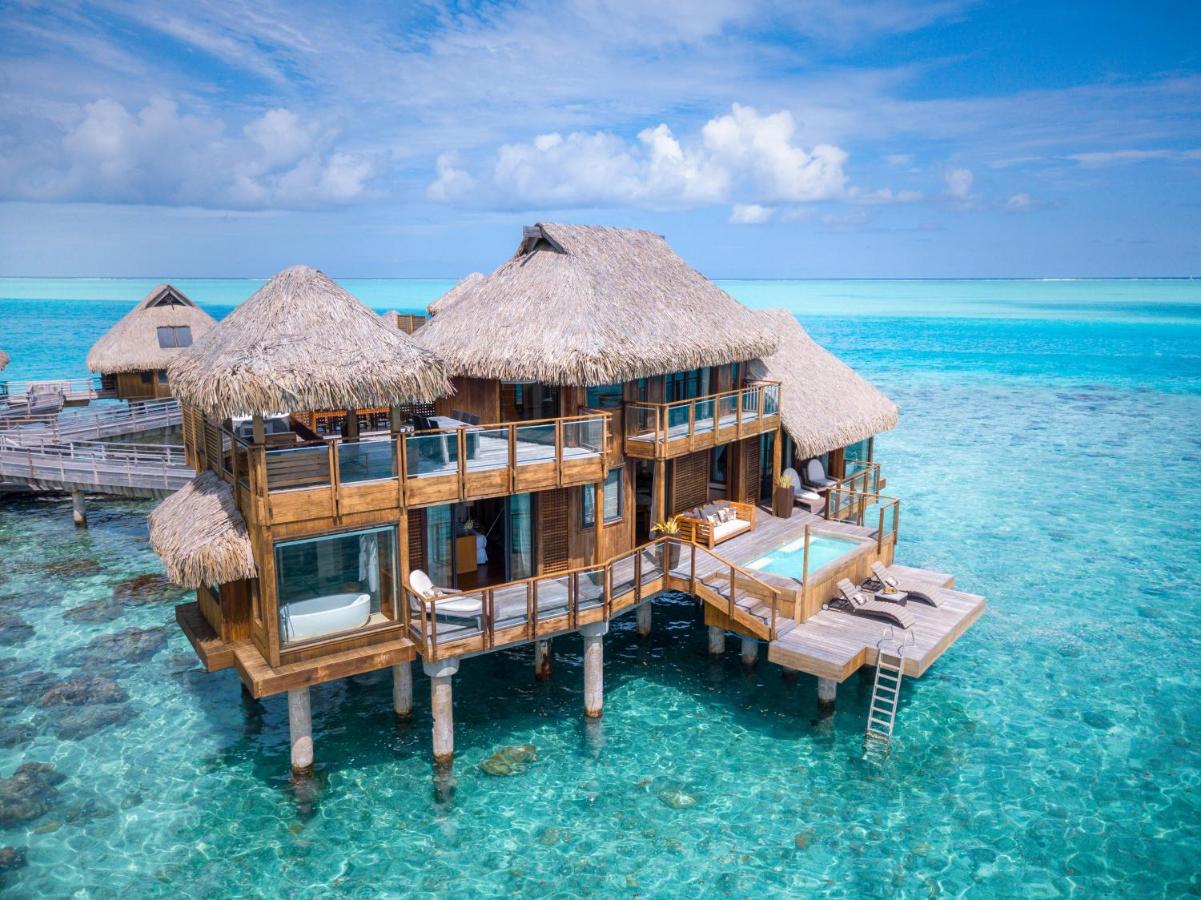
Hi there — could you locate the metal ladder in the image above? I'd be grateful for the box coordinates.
[864,628,913,753]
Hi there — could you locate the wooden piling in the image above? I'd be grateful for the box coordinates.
[636,602,652,637]
[392,662,413,717]
[288,687,314,775]
[534,639,552,681]
[708,626,725,656]
[740,636,758,667]
[423,658,459,766]
[71,490,87,528]
[580,622,608,718]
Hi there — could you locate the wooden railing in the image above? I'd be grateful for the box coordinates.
[0,376,107,403]
[824,488,900,552]
[0,398,181,444]
[404,537,789,659]
[623,381,781,459]
[0,437,192,493]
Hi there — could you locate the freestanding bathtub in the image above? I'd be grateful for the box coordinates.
[282,592,371,642]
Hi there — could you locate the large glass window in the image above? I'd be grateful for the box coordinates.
[582,467,624,527]
[585,383,624,409]
[274,526,396,645]
[500,381,560,421]
[156,325,193,348]
[665,368,711,402]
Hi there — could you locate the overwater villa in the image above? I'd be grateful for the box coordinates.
[149,224,984,774]
[87,284,216,402]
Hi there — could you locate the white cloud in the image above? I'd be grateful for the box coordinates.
[0,97,372,209]
[1005,192,1032,211]
[428,104,896,215]
[944,167,973,200]
[1067,148,1201,168]
[730,203,774,224]
[847,186,922,204]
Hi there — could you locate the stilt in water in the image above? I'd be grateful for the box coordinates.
[636,602,652,637]
[424,658,460,767]
[817,677,837,718]
[71,490,87,528]
[740,636,758,667]
[708,626,725,656]
[580,622,608,718]
[534,639,553,681]
[288,687,314,776]
[392,661,413,717]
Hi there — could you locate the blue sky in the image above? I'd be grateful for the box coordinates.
[0,0,1198,277]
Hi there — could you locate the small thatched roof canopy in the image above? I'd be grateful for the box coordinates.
[0,349,9,371]
[427,272,485,316]
[416,224,778,385]
[86,284,216,375]
[148,471,257,588]
[168,265,452,419]
[748,308,898,458]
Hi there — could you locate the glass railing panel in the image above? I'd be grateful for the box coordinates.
[717,395,738,424]
[692,398,715,433]
[639,547,663,586]
[763,384,780,416]
[265,444,331,490]
[464,427,508,471]
[535,575,572,620]
[625,405,658,440]
[576,568,606,611]
[490,583,530,631]
[665,402,691,435]
[427,590,486,643]
[561,417,604,455]
[338,438,396,483]
[610,553,637,597]
[741,387,762,417]
[514,423,555,465]
[405,432,459,477]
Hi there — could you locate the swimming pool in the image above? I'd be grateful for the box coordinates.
[747,532,865,579]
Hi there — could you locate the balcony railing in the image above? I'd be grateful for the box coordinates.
[623,382,781,458]
[208,413,608,522]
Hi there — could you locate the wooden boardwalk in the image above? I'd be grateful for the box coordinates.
[0,439,193,498]
[0,398,181,445]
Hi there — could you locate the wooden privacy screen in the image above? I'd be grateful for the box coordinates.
[670,450,709,515]
[539,489,570,573]
[741,438,760,505]
[407,508,426,573]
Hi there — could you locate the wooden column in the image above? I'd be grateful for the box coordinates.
[71,490,87,528]
[740,636,758,667]
[345,408,360,442]
[771,429,782,489]
[392,662,413,717]
[636,602,652,636]
[424,658,459,766]
[252,414,266,445]
[817,677,837,717]
[288,687,314,775]
[534,639,553,681]
[653,458,666,524]
[708,625,725,656]
[580,622,608,718]
[593,478,604,564]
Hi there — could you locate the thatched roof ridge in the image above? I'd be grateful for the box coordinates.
[416,224,778,385]
[427,272,485,316]
[86,284,216,375]
[748,308,898,457]
[148,471,257,588]
[168,265,452,419]
[0,349,9,371]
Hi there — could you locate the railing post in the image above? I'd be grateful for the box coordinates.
[554,420,563,487]
[507,425,517,493]
[689,543,696,594]
[526,583,535,639]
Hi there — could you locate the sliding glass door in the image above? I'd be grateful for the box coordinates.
[507,493,535,581]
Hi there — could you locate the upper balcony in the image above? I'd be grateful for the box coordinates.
[623,381,781,460]
[194,411,608,527]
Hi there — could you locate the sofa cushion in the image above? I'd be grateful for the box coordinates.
[712,519,750,541]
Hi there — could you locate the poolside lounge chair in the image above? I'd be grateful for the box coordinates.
[783,467,825,513]
[409,569,484,630]
[804,458,837,490]
[824,578,915,629]
[863,561,942,607]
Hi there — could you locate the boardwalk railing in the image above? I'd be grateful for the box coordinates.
[1,376,107,404]
[403,537,788,660]
[623,381,781,459]
[0,438,192,494]
[0,399,180,444]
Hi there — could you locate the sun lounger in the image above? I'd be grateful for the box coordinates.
[783,467,825,512]
[864,561,941,607]
[804,458,837,490]
[824,578,915,629]
[409,569,484,630]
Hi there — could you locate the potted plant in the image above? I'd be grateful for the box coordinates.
[651,516,683,570]
[772,474,795,519]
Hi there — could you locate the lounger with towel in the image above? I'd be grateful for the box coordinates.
[409,569,484,631]
[804,458,837,490]
[824,578,915,629]
[783,467,825,512]
[863,561,941,607]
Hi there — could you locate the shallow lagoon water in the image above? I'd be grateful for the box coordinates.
[2,281,1201,895]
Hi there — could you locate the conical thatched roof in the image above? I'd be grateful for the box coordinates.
[168,265,452,419]
[87,285,217,375]
[148,471,257,588]
[748,309,898,458]
[427,272,485,316]
[0,349,9,371]
[416,224,778,385]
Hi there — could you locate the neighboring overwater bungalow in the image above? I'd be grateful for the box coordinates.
[149,225,984,775]
[87,284,216,401]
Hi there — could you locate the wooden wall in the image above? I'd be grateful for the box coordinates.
[435,377,500,422]
[115,370,171,401]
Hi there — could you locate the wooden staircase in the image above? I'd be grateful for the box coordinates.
[694,569,795,641]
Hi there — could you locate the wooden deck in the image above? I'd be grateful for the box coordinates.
[766,565,985,681]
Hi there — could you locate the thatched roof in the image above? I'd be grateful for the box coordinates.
[416,224,778,385]
[427,272,485,316]
[86,285,216,375]
[168,265,452,419]
[0,349,9,371]
[148,471,257,588]
[748,309,898,458]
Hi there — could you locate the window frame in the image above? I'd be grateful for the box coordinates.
[582,466,624,528]
[156,325,194,349]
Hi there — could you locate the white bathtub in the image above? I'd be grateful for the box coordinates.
[282,592,371,642]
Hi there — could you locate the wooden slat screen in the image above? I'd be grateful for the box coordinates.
[670,450,709,515]
[539,489,570,574]
[742,438,760,505]
[407,508,426,574]
[203,421,221,472]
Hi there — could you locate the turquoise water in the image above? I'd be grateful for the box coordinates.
[748,533,865,579]
[2,280,1201,895]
